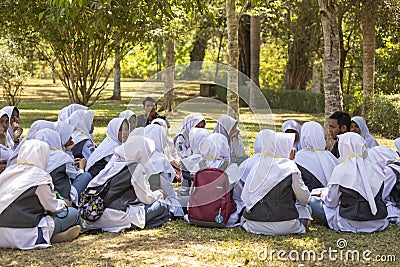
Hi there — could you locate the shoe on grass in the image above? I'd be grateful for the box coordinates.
[51,225,81,243]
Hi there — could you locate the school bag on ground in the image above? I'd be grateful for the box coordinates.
[188,167,236,228]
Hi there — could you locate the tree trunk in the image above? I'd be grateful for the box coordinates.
[361,0,376,96]
[162,38,175,112]
[318,0,343,149]
[157,39,163,81]
[250,15,260,88]
[226,0,239,119]
[111,45,121,100]
[185,28,211,79]
[238,14,251,83]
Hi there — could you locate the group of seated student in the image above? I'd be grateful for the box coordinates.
[2,101,400,250]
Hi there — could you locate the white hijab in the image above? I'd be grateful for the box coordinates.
[0,140,51,214]
[351,116,378,148]
[144,124,175,180]
[181,128,212,172]
[87,136,155,187]
[239,129,267,184]
[241,130,299,210]
[119,110,136,131]
[330,132,384,215]
[34,129,74,173]
[86,118,125,171]
[7,120,56,167]
[213,115,237,144]
[294,121,339,186]
[174,113,205,144]
[2,106,18,138]
[129,127,145,138]
[282,119,302,151]
[367,146,400,173]
[68,109,94,144]
[54,121,74,148]
[58,104,88,122]
[199,133,230,168]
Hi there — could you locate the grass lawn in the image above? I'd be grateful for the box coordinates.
[0,79,399,266]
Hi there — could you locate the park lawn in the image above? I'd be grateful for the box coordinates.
[0,79,399,266]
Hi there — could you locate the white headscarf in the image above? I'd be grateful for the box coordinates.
[119,110,136,130]
[0,140,51,214]
[181,128,212,172]
[144,124,175,180]
[199,133,230,168]
[394,138,400,152]
[87,135,155,187]
[129,127,145,138]
[58,104,88,122]
[34,129,74,173]
[213,115,237,144]
[367,146,400,173]
[54,121,74,148]
[86,118,126,171]
[174,113,205,144]
[330,132,384,215]
[294,121,339,186]
[6,120,56,167]
[351,116,378,148]
[2,106,18,136]
[241,130,299,210]
[67,109,94,144]
[282,119,302,151]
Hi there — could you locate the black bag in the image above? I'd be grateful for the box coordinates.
[79,180,111,222]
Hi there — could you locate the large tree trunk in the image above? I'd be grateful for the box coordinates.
[111,45,121,100]
[250,15,260,87]
[226,0,239,119]
[282,0,320,91]
[185,27,211,79]
[318,0,343,149]
[361,0,376,96]
[157,39,163,81]
[238,14,251,82]
[162,38,175,112]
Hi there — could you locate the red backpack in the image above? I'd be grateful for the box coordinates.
[188,167,236,227]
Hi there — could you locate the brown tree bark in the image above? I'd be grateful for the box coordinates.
[162,38,175,112]
[361,0,376,96]
[318,0,343,149]
[226,0,239,119]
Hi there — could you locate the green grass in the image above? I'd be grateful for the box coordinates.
[0,79,399,266]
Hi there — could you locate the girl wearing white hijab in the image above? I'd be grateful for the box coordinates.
[0,111,12,163]
[67,109,95,161]
[0,140,81,249]
[241,130,311,236]
[180,127,212,195]
[350,116,378,148]
[83,136,170,232]
[311,132,388,232]
[145,124,184,217]
[214,115,247,164]
[174,113,206,158]
[1,106,23,150]
[119,110,137,133]
[86,118,129,178]
[394,138,400,156]
[35,129,92,205]
[294,121,339,191]
[281,119,302,152]
[7,120,57,167]
[58,104,88,122]
[368,146,400,222]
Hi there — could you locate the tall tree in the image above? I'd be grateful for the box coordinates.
[162,38,175,112]
[250,12,261,88]
[226,0,240,118]
[318,0,343,148]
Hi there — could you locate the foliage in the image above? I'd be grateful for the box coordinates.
[0,39,31,105]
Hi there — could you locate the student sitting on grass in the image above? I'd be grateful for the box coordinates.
[144,124,184,218]
[350,116,378,148]
[85,118,129,178]
[174,113,206,158]
[1,106,23,150]
[82,136,170,232]
[35,129,92,206]
[67,109,95,161]
[310,132,388,233]
[0,111,12,166]
[241,130,311,236]
[294,121,339,191]
[0,140,81,249]
[368,146,400,225]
